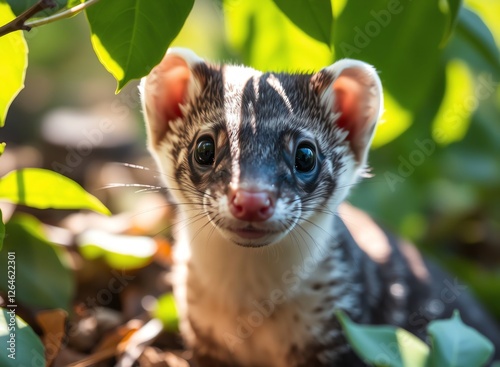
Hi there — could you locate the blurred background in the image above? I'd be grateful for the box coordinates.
[0,0,499,365]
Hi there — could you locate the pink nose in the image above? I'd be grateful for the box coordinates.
[229,190,275,222]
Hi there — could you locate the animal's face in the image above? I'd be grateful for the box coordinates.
[141,49,382,247]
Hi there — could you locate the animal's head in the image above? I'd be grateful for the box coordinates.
[141,48,383,247]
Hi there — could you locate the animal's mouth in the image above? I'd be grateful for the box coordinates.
[231,226,271,240]
[218,220,294,247]
[223,225,280,242]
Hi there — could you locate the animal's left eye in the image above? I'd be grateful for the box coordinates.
[295,143,316,173]
[194,136,215,165]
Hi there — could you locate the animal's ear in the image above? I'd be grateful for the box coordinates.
[140,48,204,147]
[312,59,383,166]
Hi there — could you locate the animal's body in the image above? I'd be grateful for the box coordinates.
[140,48,500,366]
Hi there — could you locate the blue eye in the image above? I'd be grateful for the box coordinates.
[195,136,215,165]
[295,143,316,173]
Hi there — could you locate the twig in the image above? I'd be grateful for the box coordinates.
[0,0,102,38]
[26,0,103,28]
[0,0,56,37]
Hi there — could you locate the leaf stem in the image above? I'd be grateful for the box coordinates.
[0,0,56,37]
[25,0,103,28]
[0,0,102,38]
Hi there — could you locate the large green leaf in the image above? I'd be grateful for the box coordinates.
[86,0,194,91]
[453,7,500,73]
[333,0,448,114]
[441,0,463,46]
[0,214,74,311]
[0,2,28,127]
[0,308,45,367]
[272,0,333,45]
[224,0,332,72]
[337,310,429,367]
[427,311,494,367]
[0,168,110,215]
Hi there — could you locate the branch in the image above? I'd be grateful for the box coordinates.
[0,0,102,38]
[26,0,103,28]
[0,0,56,37]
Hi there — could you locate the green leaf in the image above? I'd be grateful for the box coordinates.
[427,310,494,367]
[442,257,500,320]
[0,142,5,156]
[337,310,429,367]
[154,293,179,332]
[78,229,156,270]
[0,308,45,367]
[86,0,194,91]
[333,0,448,119]
[224,0,332,72]
[432,60,474,145]
[440,0,463,46]
[454,7,500,72]
[0,210,4,252]
[272,0,332,45]
[0,168,110,215]
[0,214,74,311]
[7,0,68,16]
[0,2,28,127]
[67,0,82,8]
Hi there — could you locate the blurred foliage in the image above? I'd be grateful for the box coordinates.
[339,310,495,367]
[0,214,74,311]
[0,2,27,126]
[78,229,156,269]
[225,0,332,71]
[0,0,498,365]
[154,293,179,333]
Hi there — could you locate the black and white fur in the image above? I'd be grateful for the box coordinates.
[140,48,500,367]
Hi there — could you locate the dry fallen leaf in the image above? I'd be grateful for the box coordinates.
[36,309,68,367]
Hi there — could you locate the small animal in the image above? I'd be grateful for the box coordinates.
[140,48,500,366]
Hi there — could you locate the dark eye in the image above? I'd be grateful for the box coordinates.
[194,136,215,165]
[295,143,316,173]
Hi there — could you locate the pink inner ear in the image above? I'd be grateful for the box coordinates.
[147,55,192,146]
[155,55,191,122]
[333,75,364,140]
